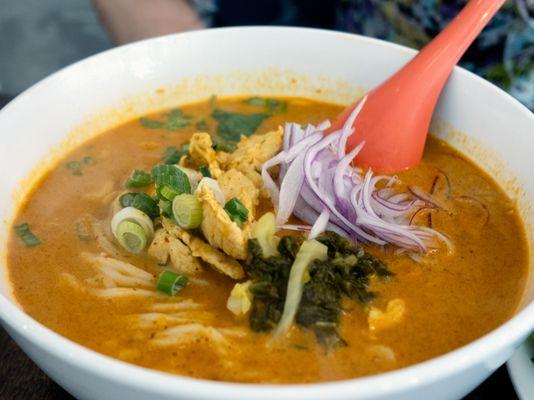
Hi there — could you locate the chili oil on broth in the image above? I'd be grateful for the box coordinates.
[6,96,528,383]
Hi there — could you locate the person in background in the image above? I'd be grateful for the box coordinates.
[93,0,533,110]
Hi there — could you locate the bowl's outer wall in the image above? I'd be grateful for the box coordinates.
[0,27,533,400]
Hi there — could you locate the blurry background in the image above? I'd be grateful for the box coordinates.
[0,0,111,96]
[0,0,531,108]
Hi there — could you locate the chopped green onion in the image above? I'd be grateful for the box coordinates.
[66,157,96,175]
[14,223,41,247]
[152,165,191,200]
[199,165,211,178]
[172,194,203,229]
[111,207,154,253]
[162,145,189,165]
[140,117,164,129]
[66,160,83,176]
[116,220,147,253]
[195,119,210,132]
[66,160,81,169]
[158,200,173,218]
[126,169,153,188]
[224,197,249,227]
[157,270,188,296]
[82,156,96,165]
[159,184,179,201]
[119,192,160,219]
[151,164,175,178]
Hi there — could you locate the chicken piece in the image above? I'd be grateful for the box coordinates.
[223,127,283,170]
[148,228,203,275]
[168,236,203,276]
[368,299,406,332]
[219,127,283,196]
[195,183,250,260]
[218,169,259,217]
[162,218,244,279]
[188,132,222,178]
[148,229,171,265]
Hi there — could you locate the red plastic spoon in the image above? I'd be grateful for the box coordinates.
[328,0,505,173]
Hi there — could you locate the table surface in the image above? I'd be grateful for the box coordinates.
[0,94,519,400]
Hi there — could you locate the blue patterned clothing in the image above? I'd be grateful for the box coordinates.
[335,0,533,109]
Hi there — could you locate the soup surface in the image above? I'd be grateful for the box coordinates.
[6,96,529,383]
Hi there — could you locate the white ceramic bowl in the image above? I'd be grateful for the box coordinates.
[0,27,533,400]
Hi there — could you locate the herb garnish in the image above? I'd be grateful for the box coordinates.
[246,231,392,348]
[212,138,237,153]
[195,119,210,132]
[199,165,212,178]
[119,192,160,219]
[126,169,153,188]
[162,144,189,165]
[224,198,249,227]
[82,156,96,165]
[140,109,192,131]
[211,109,269,142]
[151,165,191,200]
[245,97,287,114]
[14,223,41,247]
[66,156,96,176]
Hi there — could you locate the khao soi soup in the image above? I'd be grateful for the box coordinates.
[6,96,528,383]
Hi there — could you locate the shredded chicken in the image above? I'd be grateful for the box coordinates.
[218,169,259,217]
[188,132,222,178]
[148,229,171,265]
[219,127,283,196]
[148,228,203,275]
[195,182,250,260]
[162,218,244,279]
[168,235,203,276]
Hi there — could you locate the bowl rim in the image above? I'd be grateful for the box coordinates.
[1,26,533,399]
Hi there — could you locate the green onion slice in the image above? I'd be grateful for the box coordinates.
[224,197,249,227]
[119,192,159,219]
[172,194,203,229]
[158,200,173,218]
[111,207,154,253]
[116,220,147,253]
[14,223,41,247]
[157,270,188,296]
[152,165,191,200]
[199,165,212,178]
[126,169,152,188]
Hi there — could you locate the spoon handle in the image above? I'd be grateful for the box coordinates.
[402,0,505,100]
[330,0,505,173]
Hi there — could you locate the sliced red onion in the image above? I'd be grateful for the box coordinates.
[337,96,367,159]
[277,224,312,232]
[308,208,330,239]
[408,186,445,210]
[262,100,448,253]
[276,151,306,225]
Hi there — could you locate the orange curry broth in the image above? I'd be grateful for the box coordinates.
[6,97,528,383]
